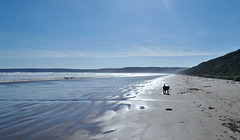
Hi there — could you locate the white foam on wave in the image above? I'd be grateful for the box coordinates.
[0,72,166,83]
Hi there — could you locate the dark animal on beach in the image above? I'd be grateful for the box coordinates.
[163,84,170,95]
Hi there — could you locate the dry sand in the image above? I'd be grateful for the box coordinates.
[67,75,240,140]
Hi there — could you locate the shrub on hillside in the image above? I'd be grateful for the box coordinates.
[234,76,240,81]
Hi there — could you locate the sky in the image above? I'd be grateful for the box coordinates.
[0,0,240,69]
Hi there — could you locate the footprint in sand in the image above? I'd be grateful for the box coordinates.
[165,108,172,111]
[139,106,145,110]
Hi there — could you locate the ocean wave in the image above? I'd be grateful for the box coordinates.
[0,72,165,83]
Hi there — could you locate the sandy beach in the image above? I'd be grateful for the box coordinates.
[1,0,240,139]
[68,74,240,140]
[1,74,240,140]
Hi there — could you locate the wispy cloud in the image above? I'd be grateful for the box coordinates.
[0,49,87,59]
[0,46,220,60]
[119,45,220,57]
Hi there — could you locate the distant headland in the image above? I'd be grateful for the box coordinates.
[0,67,187,73]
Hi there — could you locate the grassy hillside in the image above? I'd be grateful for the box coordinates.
[181,49,240,81]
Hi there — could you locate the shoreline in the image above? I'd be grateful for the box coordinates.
[0,72,166,84]
[67,74,240,140]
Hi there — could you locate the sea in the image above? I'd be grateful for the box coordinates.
[0,72,168,140]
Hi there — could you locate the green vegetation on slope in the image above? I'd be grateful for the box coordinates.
[182,49,240,81]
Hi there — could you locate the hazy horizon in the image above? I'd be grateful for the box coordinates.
[1,0,240,69]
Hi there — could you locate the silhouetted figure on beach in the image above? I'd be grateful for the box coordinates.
[163,84,170,95]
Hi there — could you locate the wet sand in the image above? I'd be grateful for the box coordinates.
[0,75,165,140]
[1,74,240,140]
[67,75,240,140]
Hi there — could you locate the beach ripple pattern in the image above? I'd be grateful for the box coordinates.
[0,73,166,140]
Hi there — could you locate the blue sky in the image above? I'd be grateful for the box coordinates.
[0,0,240,69]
